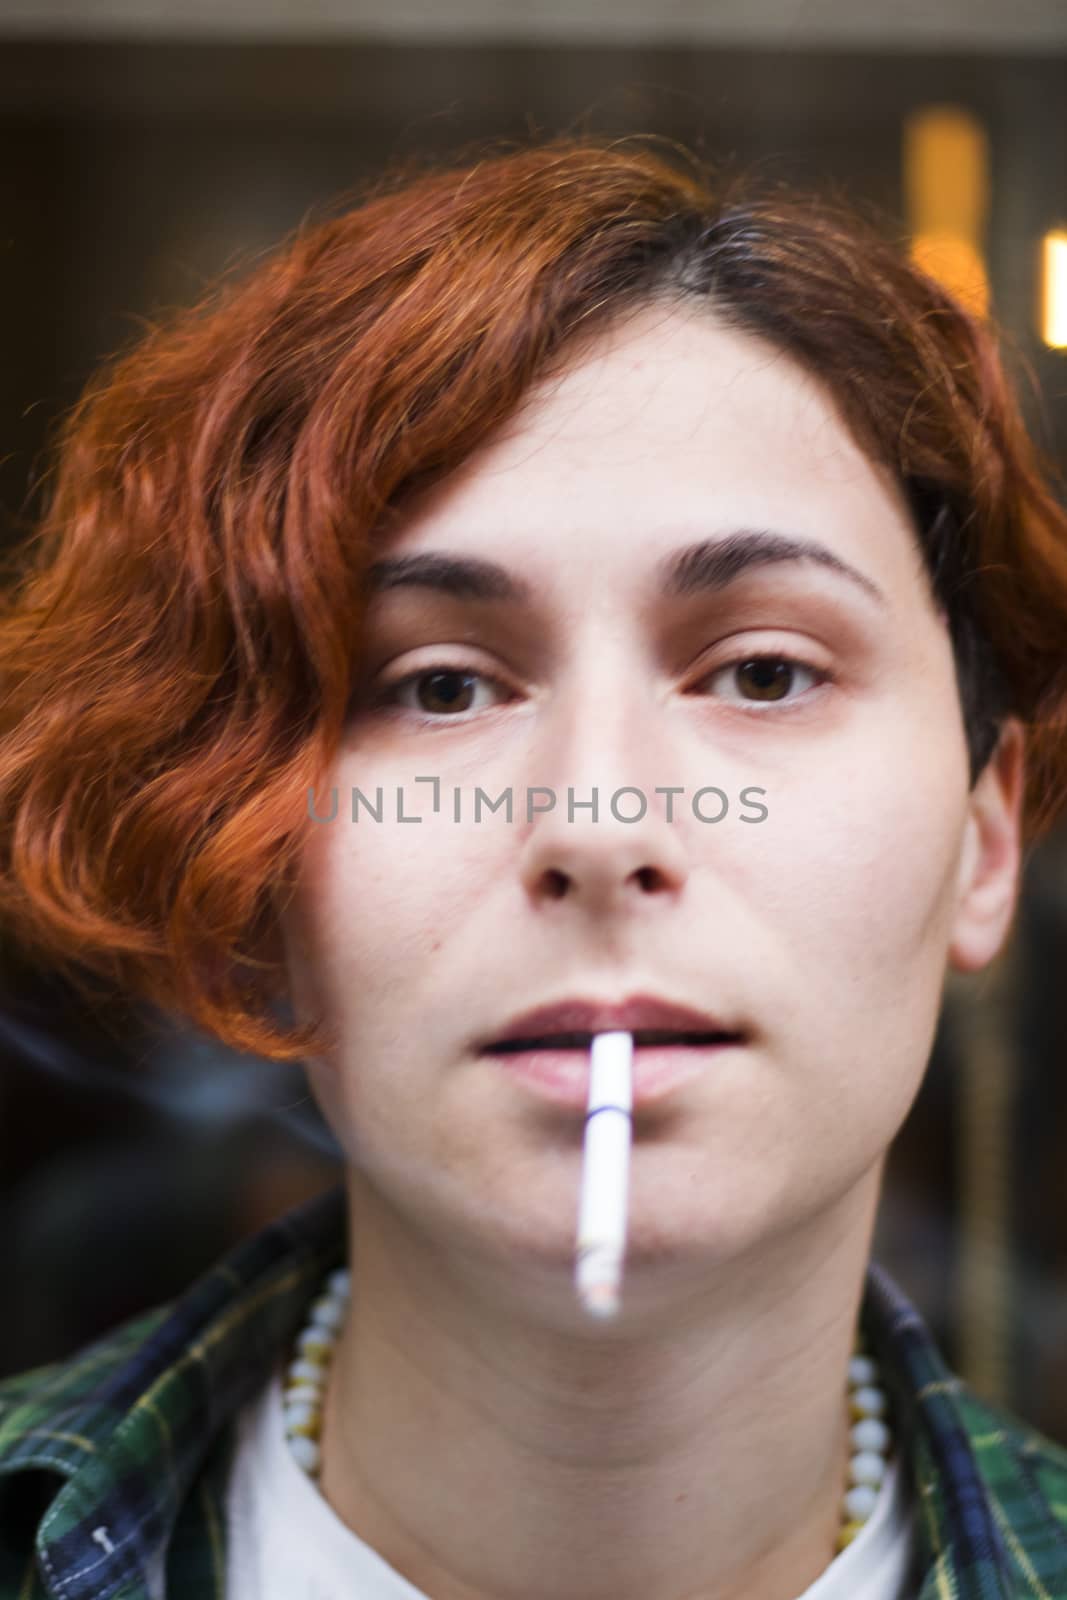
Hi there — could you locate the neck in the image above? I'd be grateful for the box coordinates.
[316,1168,883,1600]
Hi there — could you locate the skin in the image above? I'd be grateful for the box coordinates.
[276,301,1024,1600]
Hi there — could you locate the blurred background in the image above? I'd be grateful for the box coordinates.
[1,0,1066,1441]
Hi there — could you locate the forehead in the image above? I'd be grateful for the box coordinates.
[387,303,925,605]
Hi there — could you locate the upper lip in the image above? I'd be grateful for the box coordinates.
[479,993,744,1051]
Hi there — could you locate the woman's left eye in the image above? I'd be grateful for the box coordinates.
[374,665,509,719]
[697,654,828,707]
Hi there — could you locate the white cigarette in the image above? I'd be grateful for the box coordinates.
[574,1030,634,1319]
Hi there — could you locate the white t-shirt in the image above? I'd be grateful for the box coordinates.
[225,1367,919,1600]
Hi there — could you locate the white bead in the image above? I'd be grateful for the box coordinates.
[848,1355,879,1387]
[851,1384,887,1418]
[283,1399,318,1429]
[283,1380,321,1404]
[844,1483,879,1521]
[296,1328,333,1358]
[327,1269,351,1299]
[851,1417,890,1454]
[849,1451,887,1487]
[288,1434,321,1474]
[308,1296,347,1331]
[287,1358,326,1386]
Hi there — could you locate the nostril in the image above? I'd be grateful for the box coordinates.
[623,862,675,894]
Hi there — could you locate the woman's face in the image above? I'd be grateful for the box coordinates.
[278,303,1021,1317]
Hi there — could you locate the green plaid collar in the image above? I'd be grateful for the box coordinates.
[1,1184,1065,1599]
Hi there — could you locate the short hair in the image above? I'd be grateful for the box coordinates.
[3,136,1066,1061]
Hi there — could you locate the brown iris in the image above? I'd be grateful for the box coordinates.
[414,669,479,714]
[734,659,794,701]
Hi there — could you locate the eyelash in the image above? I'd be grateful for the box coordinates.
[370,651,833,723]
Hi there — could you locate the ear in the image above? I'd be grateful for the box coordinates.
[947,717,1026,974]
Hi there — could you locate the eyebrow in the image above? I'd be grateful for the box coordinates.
[365,529,887,610]
[658,530,887,609]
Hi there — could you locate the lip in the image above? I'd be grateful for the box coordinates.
[479,992,741,1049]
[489,1039,743,1108]
[477,992,746,1108]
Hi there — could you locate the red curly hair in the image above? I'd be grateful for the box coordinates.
[3,136,1067,1061]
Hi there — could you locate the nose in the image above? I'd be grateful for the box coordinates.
[521,810,689,914]
[517,673,690,917]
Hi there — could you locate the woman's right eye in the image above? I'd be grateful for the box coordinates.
[374,665,509,721]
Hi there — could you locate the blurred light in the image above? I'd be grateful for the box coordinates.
[1040,230,1067,349]
[904,105,991,317]
[910,232,990,318]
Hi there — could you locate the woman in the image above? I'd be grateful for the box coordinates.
[2,136,1067,1600]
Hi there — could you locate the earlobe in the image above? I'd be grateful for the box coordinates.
[947,718,1026,974]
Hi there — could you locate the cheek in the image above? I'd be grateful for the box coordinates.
[771,792,962,961]
[758,685,969,951]
[746,729,968,1116]
[279,818,476,1157]
[286,801,496,1036]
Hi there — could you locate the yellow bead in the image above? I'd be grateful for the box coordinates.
[287,1415,322,1439]
[298,1344,331,1366]
[835,1520,864,1552]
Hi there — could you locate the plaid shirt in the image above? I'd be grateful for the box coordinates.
[2,1184,1066,1599]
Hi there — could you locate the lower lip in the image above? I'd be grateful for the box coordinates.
[483,1042,741,1108]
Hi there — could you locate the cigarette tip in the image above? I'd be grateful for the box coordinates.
[580,1279,620,1319]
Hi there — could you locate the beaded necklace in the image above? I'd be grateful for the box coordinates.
[282,1268,892,1557]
